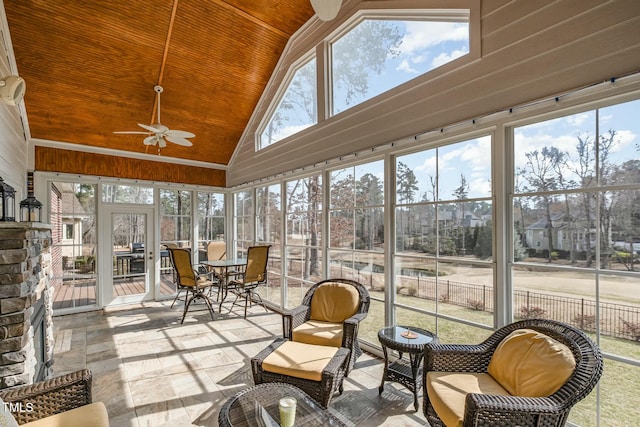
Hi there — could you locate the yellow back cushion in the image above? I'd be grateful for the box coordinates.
[488,328,576,397]
[310,282,360,323]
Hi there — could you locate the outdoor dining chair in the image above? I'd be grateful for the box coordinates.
[225,245,271,318]
[167,247,218,323]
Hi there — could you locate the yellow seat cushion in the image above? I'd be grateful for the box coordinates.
[426,372,510,427]
[488,328,576,397]
[22,402,109,427]
[309,283,360,323]
[262,341,339,381]
[292,320,344,347]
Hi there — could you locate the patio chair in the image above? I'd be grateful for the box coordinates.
[0,369,108,426]
[423,318,604,427]
[164,243,186,308]
[167,247,217,323]
[282,278,370,375]
[225,245,270,318]
[206,240,227,299]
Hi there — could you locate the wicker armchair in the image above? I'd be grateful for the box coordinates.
[282,278,370,375]
[423,319,604,427]
[0,369,108,426]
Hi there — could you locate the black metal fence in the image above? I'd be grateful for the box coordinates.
[396,275,640,341]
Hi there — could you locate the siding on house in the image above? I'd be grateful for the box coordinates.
[0,14,28,197]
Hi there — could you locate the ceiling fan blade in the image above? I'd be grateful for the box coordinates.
[165,134,193,146]
[143,135,159,146]
[113,131,153,135]
[159,138,167,148]
[167,129,195,138]
[138,123,160,133]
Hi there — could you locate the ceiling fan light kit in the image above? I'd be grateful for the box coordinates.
[114,84,194,153]
[310,0,342,21]
[0,75,26,106]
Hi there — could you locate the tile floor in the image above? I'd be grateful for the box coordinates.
[52,300,430,426]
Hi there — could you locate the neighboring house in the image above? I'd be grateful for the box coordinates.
[525,213,593,252]
[51,183,91,270]
[436,210,484,230]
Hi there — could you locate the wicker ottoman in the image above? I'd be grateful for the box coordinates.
[251,338,350,408]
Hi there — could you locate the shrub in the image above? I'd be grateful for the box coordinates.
[467,299,485,311]
[517,305,546,319]
[621,319,640,341]
[573,314,597,332]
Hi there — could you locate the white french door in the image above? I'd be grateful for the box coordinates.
[100,206,156,306]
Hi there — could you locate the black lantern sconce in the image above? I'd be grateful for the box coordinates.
[0,175,16,221]
[20,172,42,222]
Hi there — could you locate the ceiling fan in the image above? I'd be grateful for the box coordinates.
[114,85,194,150]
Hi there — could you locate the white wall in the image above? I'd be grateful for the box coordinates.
[229,0,640,187]
[0,1,29,199]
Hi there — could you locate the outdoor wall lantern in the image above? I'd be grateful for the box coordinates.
[0,75,26,105]
[20,171,42,222]
[0,175,16,221]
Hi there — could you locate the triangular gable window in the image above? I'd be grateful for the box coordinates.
[260,57,317,149]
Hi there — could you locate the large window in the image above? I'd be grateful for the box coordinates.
[395,136,494,342]
[283,174,323,307]
[197,191,225,243]
[102,184,153,204]
[256,184,282,304]
[257,8,470,150]
[259,57,317,149]
[159,189,191,248]
[234,190,254,256]
[50,182,97,310]
[328,160,384,344]
[331,15,469,115]
[512,99,640,425]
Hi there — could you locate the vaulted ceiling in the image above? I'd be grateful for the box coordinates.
[4,0,315,166]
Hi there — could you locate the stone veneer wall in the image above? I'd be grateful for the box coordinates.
[0,222,54,389]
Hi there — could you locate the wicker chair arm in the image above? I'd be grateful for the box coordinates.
[282,305,311,339]
[463,393,564,426]
[0,369,92,424]
[425,343,494,373]
[344,312,368,325]
[341,313,365,348]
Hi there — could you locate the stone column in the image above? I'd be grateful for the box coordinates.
[0,222,53,389]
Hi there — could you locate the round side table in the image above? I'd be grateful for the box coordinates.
[377,325,438,411]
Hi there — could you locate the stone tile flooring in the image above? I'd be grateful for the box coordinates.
[52,301,430,426]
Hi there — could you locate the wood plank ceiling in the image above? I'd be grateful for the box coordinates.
[4,0,314,166]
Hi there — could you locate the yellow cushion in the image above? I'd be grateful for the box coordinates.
[292,320,344,347]
[309,282,360,323]
[427,372,510,427]
[488,328,576,397]
[262,341,338,381]
[22,402,109,427]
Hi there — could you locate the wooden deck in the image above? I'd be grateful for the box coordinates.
[53,273,176,310]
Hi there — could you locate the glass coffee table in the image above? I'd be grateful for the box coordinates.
[218,383,348,427]
[378,325,438,411]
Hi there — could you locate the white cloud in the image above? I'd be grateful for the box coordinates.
[396,59,418,74]
[400,22,468,53]
[565,112,590,127]
[609,129,636,153]
[431,49,468,68]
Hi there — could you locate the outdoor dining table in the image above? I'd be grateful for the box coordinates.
[201,258,247,310]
